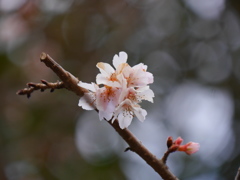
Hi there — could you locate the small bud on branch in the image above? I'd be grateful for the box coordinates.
[167,136,173,149]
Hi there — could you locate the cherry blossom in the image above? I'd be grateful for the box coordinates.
[123,63,154,87]
[112,99,147,129]
[96,85,122,120]
[96,51,130,87]
[78,81,122,121]
[78,51,154,129]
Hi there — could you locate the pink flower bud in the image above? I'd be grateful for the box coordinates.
[174,137,183,146]
[178,142,200,155]
[167,137,183,153]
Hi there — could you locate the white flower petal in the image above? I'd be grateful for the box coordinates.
[121,65,132,78]
[136,87,155,103]
[96,86,122,113]
[113,51,128,68]
[145,72,154,84]
[117,110,133,129]
[132,63,147,71]
[97,62,115,75]
[78,81,97,92]
[96,74,121,87]
[78,93,96,110]
[119,51,128,61]
[127,63,154,87]
[133,106,147,122]
[99,110,113,121]
[96,73,109,85]
[115,63,130,75]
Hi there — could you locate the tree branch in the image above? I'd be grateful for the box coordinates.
[39,52,87,96]
[16,80,64,98]
[17,52,179,180]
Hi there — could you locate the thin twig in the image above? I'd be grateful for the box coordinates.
[17,52,179,180]
[16,80,64,98]
[235,167,240,180]
[162,150,171,164]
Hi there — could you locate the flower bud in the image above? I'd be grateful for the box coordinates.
[173,137,183,146]
[178,142,200,155]
[167,136,173,148]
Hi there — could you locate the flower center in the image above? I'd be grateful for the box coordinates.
[109,73,118,82]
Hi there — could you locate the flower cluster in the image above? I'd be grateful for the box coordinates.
[78,51,154,129]
[167,136,200,155]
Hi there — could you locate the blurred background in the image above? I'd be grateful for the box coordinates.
[1,0,240,179]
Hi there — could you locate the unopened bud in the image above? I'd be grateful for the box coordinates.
[174,137,183,146]
[167,136,173,148]
[178,142,200,155]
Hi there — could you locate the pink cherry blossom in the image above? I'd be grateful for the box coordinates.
[78,51,154,129]
[78,81,122,121]
[112,99,147,129]
[96,85,122,120]
[119,86,154,104]
[96,52,130,87]
[123,63,154,87]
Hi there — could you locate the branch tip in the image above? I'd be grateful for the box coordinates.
[40,52,47,61]
[16,90,23,95]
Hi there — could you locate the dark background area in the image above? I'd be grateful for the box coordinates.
[1,0,240,179]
